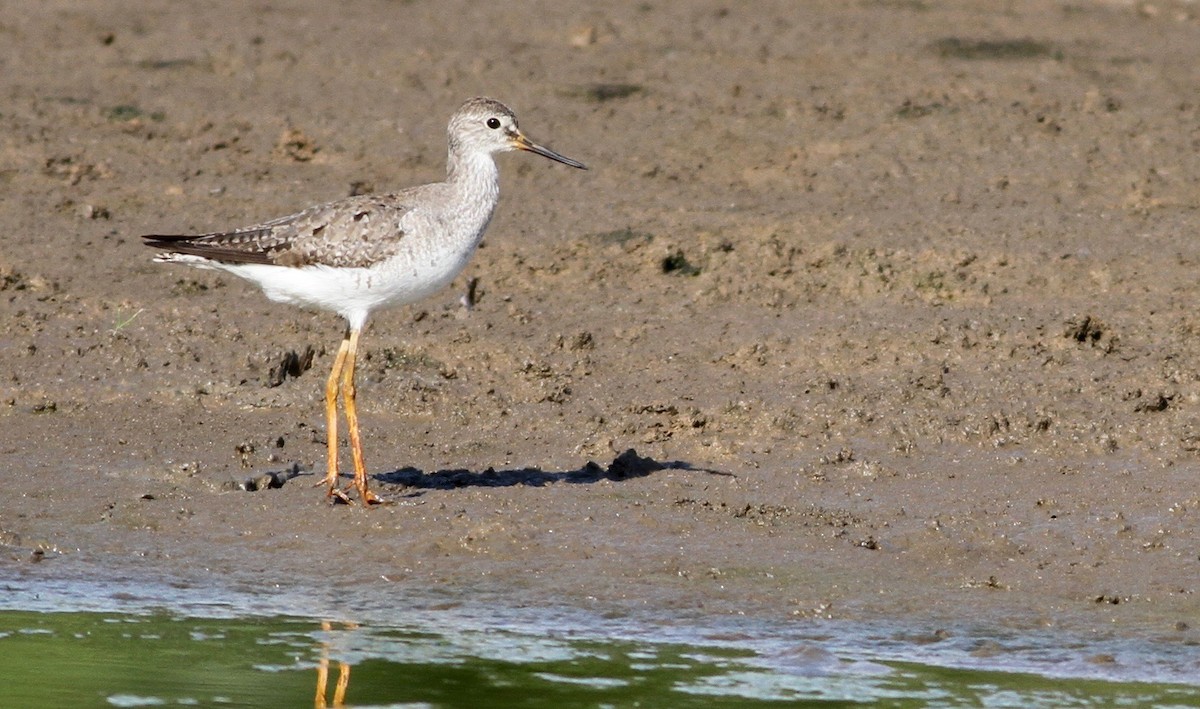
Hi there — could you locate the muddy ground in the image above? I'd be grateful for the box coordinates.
[2,0,1199,646]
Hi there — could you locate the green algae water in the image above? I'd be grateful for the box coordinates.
[2,609,1199,708]
[1,577,1198,707]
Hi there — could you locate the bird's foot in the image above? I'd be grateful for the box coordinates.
[361,489,386,506]
[328,483,388,506]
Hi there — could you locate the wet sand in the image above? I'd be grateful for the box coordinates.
[2,0,1199,647]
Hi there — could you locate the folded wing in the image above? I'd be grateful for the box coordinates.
[143,194,412,269]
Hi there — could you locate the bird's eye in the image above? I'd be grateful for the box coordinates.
[486,117,501,129]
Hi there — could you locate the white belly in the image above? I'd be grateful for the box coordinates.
[213,240,478,329]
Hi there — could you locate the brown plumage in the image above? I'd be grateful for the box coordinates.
[143,194,413,269]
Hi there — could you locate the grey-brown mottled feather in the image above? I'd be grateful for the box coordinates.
[143,194,411,269]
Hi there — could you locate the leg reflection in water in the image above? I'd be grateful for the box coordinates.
[315,620,353,708]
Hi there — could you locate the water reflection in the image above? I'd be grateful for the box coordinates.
[0,599,1196,707]
[314,620,352,708]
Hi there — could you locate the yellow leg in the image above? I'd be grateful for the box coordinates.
[314,620,352,707]
[320,330,352,498]
[340,327,380,504]
[333,662,350,705]
[315,621,331,708]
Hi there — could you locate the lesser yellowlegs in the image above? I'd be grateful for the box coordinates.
[144,97,587,504]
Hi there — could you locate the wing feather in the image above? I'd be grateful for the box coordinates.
[143,194,412,269]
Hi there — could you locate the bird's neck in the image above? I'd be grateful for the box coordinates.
[444,147,501,240]
[446,146,500,202]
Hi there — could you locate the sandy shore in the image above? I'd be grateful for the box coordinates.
[2,0,1198,645]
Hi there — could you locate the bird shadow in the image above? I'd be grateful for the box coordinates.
[373,448,732,494]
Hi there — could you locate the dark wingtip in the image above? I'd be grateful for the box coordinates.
[142,234,196,246]
[140,237,276,265]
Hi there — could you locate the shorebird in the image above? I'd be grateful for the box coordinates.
[143,97,586,504]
